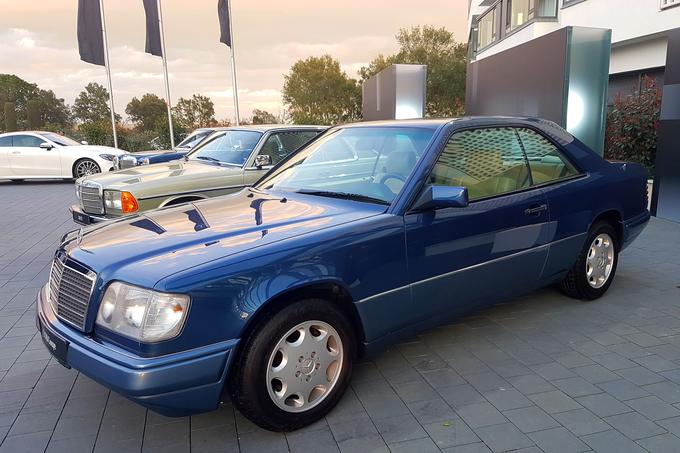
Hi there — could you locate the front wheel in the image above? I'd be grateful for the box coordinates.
[229,299,356,431]
[73,159,101,178]
[560,221,619,300]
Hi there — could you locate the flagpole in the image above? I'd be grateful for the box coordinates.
[156,0,175,149]
[227,0,240,126]
[99,0,118,148]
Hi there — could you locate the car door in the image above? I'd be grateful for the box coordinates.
[0,136,12,178]
[243,130,322,185]
[404,126,552,324]
[516,127,587,281]
[8,134,62,177]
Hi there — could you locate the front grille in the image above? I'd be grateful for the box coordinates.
[118,156,138,169]
[79,185,104,214]
[49,258,95,331]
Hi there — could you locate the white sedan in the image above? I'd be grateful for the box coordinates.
[0,131,127,180]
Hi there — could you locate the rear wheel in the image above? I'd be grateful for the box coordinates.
[560,221,619,300]
[229,299,355,431]
[73,159,101,178]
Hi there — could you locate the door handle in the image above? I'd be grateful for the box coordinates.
[524,204,548,216]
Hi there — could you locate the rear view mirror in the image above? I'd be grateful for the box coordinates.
[39,142,54,150]
[413,185,469,211]
[254,154,272,168]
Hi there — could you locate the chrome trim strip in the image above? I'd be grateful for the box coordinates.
[138,185,245,201]
[357,233,586,304]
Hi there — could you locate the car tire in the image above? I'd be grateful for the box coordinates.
[73,159,101,178]
[560,221,619,300]
[229,298,356,431]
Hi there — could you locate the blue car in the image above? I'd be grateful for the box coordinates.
[113,128,215,170]
[38,118,650,431]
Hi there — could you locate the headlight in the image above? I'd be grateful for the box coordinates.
[96,282,190,342]
[103,190,139,213]
[99,154,116,161]
[141,158,151,165]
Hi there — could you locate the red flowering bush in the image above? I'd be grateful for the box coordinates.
[604,76,662,175]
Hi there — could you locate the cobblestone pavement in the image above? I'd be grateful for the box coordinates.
[0,180,679,453]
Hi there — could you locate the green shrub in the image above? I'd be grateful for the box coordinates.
[604,76,661,175]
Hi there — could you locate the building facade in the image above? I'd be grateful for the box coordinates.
[467,0,680,101]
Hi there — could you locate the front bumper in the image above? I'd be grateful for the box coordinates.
[37,284,238,416]
[70,204,112,226]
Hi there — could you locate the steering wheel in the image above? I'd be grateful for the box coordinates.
[378,173,407,186]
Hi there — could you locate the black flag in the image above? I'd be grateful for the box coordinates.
[77,0,105,66]
[143,0,162,57]
[218,0,231,47]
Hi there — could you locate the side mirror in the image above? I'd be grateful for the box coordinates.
[413,185,469,211]
[39,142,54,150]
[254,154,272,168]
[81,140,89,145]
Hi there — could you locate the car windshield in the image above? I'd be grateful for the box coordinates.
[188,130,263,166]
[38,133,81,146]
[177,130,211,149]
[257,127,436,205]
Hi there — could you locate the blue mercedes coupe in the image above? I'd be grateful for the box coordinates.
[38,117,650,431]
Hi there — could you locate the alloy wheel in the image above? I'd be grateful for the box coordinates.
[266,320,343,413]
[586,233,615,289]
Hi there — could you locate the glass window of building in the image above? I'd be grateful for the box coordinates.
[507,0,557,32]
[477,8,497,50]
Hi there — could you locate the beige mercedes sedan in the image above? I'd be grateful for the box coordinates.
[70,125,326,225]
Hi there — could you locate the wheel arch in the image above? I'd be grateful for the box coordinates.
[239,280,367,357]
[589,209,623,247]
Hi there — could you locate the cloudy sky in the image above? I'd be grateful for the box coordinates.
[1,0,468,122]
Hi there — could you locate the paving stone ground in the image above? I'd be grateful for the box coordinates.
[0,179,679,453]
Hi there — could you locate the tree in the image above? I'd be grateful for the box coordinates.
[126,93,167,132]
[4,102,17,132]
[251,109,279,124]
[73,82,120,124]
[172,94,216,130]
[360,26,467,117]
[0,74,70,131]
[282,55,361,125]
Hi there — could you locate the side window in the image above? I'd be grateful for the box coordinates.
[258,131,320,165]
[0,136,12,147]
[517,128,579,185]
[12,135,44,147]
[430,127,531,201]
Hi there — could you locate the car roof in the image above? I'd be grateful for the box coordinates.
[197,124,328,133]
[0,131,51,136]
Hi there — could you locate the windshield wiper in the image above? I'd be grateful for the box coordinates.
[194,156,220,163]
[295,189,389,205]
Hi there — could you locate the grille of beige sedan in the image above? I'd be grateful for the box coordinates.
[79,185,104,214]
[49,258,95,331]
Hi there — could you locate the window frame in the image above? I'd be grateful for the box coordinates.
[249,129,323,169]
[414,124,586,208]
[12,134,45,148]
[0,136,13,147]
[476,5,500,52]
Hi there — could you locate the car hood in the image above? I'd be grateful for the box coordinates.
[65,189,386,287]
[76,145,127,156]
[78,159,241,190]
[124,149,173,157]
